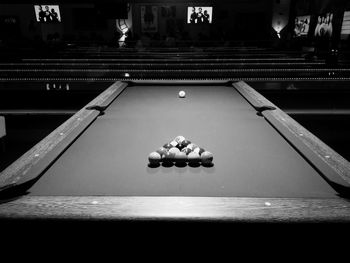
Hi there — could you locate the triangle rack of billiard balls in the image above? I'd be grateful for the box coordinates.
[148,136,214,167]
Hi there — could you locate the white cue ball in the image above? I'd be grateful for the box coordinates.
[179,91,186,98]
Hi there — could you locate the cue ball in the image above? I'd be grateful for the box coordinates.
[148,152,161,165]
[179,91,186,98]
[201,151,213,164]
[187,152,201,163]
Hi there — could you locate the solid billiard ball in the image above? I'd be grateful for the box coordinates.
[176,143,185,151]
[201,151,213,165]
[187,152,201,164]
[156,147,167,156]
[163,151,175,162]
[168,147,180,155]
[179,91,186,98]
[180,140,191,147]
[163,143,172,149]
[181,147,192,155]
[174,135,186,144]
[174,152,187,163]
[148,152,162,165]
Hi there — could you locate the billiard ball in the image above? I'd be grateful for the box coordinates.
[174,152,187,163]
[187,152,201,164]
[168,147,180,155]
[176,143,185,151]
[187,143,197,151]
[199,148,205,155]
[193,147,205,155]
[180,140,191,147]
[163,151,175,162]
[179,91,186,98]
[148,152,162,165]
[174,135,186,144]
[181,147,192,155]
[163,143,172,149]
[201,151,213,165]
[156,147,167,156]
[170,140,178,147]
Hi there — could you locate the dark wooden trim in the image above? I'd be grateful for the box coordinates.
[130,80,229,85]
[22,58,307,62]
[0,81,128,192]
[285,109,350,115]
[0,196,350,222]
[233,81,350,193]
[0,110,76,116]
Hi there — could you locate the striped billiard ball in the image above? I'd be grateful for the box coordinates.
[187,143,197,151]
[169,140,178,148]
[174,136,186,144]
[181,147,192,155]
[193,147,205,155]
[180,140,191,148]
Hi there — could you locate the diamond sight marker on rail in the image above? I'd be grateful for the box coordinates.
[148,135,213,168]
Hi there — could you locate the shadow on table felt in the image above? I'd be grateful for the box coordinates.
[147,162,214,169]
[146,164,216,175]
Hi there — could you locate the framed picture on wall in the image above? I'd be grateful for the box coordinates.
[294,15,310,37]
[141,6,158,33]
[187,7,213,24]
[34,5,61,23]
[314,13,333,38]
[341,11,350,39]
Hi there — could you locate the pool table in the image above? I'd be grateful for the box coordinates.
[0,80,350,223]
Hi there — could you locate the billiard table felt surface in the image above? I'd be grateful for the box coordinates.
[28,84,337,197]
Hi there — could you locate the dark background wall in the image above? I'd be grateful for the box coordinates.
[1,0,349,46]
[131,1,274,42]
[0,4,117,43]
[0,1,275,45]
